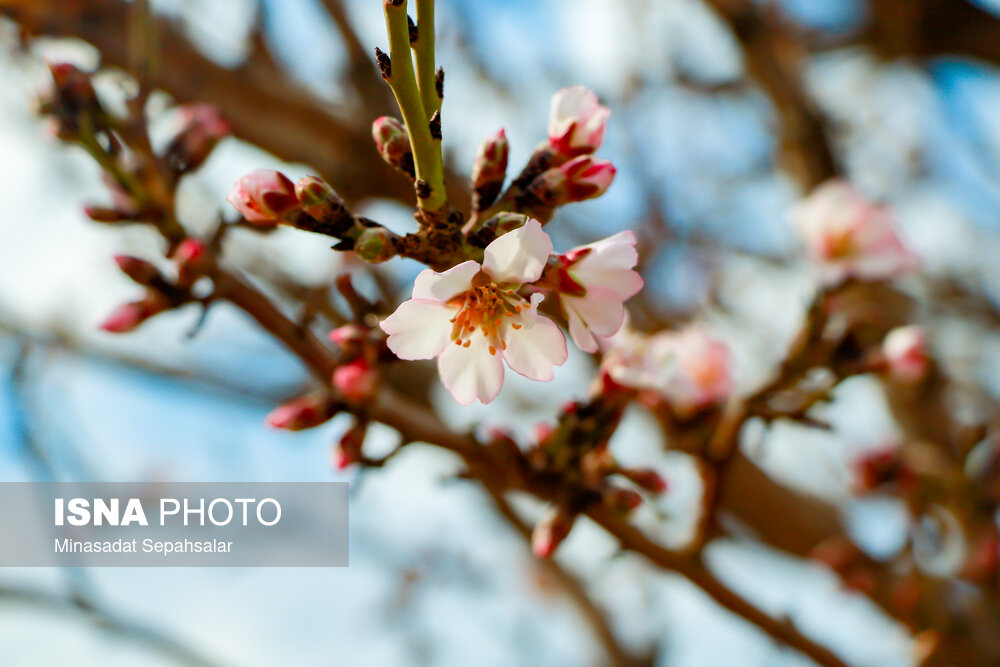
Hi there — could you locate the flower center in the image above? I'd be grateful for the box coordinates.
[448,285,526,355]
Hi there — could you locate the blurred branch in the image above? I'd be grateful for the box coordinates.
[0,583,224,667]
[702,0,838,189]
[865,0,1000,66]
[483,485,652,667]
[0,0,473,207]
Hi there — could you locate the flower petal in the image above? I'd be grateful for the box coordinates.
[502,314,567,381]
[437,330,505,405]
[482,219,553,284]
[566,306,599,354]
[380,299,456,360]
[571,231,644,300]
[411,261,480,301]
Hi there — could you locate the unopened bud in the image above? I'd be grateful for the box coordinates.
[333,422,367,470]
[329,324,366,347]
[354,227,395,263]
[114,255,161,287]
[602,486,643,513]
[41,62,100,138]
[295,176,347,223]
[227,169,300,226]
[333,358,378,402]
[471,128,509,211]
[166,104,230,174]
[620,467,668,494]
[548,86,610,157]
[266,394,336,431]
[528,156,616,207]
[531,506,575,558]
[174,238,210,285]
[533,422,555,445]
[99,293,169,334]
[372,116,414,178]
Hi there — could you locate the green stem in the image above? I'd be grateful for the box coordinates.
[382,0,446,212]
[413,0,439,117]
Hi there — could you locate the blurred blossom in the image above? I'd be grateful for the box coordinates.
[601,325,732,414]
[791,179,919,284]
[882,325,930,382]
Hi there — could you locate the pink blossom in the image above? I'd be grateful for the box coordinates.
[529,156,616,207]
[548,86,611,157]
[601,326,732,413]
[882,325,929,382]
[226,169,299,225]
[791,180,918,284]
[379,220,568,405]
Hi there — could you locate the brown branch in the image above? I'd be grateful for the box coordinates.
[0,0,472,207]
[482,485,650,667]
[703,0,838,189]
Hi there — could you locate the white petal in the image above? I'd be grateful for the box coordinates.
[437,330,505,405]
[565,287,626,335]
[502,315,567,381]
[572,231,644,300]
[379,299,456,360]
[482,219,553,284]
[566,306,599,353]
[412,261,480,301]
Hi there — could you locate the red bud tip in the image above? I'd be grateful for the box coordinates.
[266,395,334,431]
[531,507,575,558]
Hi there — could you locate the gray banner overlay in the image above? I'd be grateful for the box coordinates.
[0,483,349,567]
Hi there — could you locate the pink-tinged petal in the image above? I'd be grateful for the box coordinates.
[482,219,553,284]
[412,261,480,301]
[548,86,611,155]
[437,330,505,405]
[380,299,456,360]
[501,315,567,381]
[566,306,599,353]
[564,286,626,342]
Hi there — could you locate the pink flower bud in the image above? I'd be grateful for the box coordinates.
[882,326,929,382]
[372,116,414,177]
[227,169,300,226]
[471,128,509,211]
[42,63,99,135]
[333,358,378,402]
[531,506,575,558]
[114,255,161,287]
[99,293,168,333]
[266,395,335,431]
[329,324,366,347]
[333,422,367,470]
[548,86,611,157]
[529,156,616,207]
[174,238,210,285]
[166,104,230,173]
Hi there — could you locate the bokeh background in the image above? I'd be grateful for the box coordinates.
[1,0,1000,664]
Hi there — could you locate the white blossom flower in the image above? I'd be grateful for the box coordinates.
[555,231,643,353]
[792,180,919,284]
[380,220,567,405]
